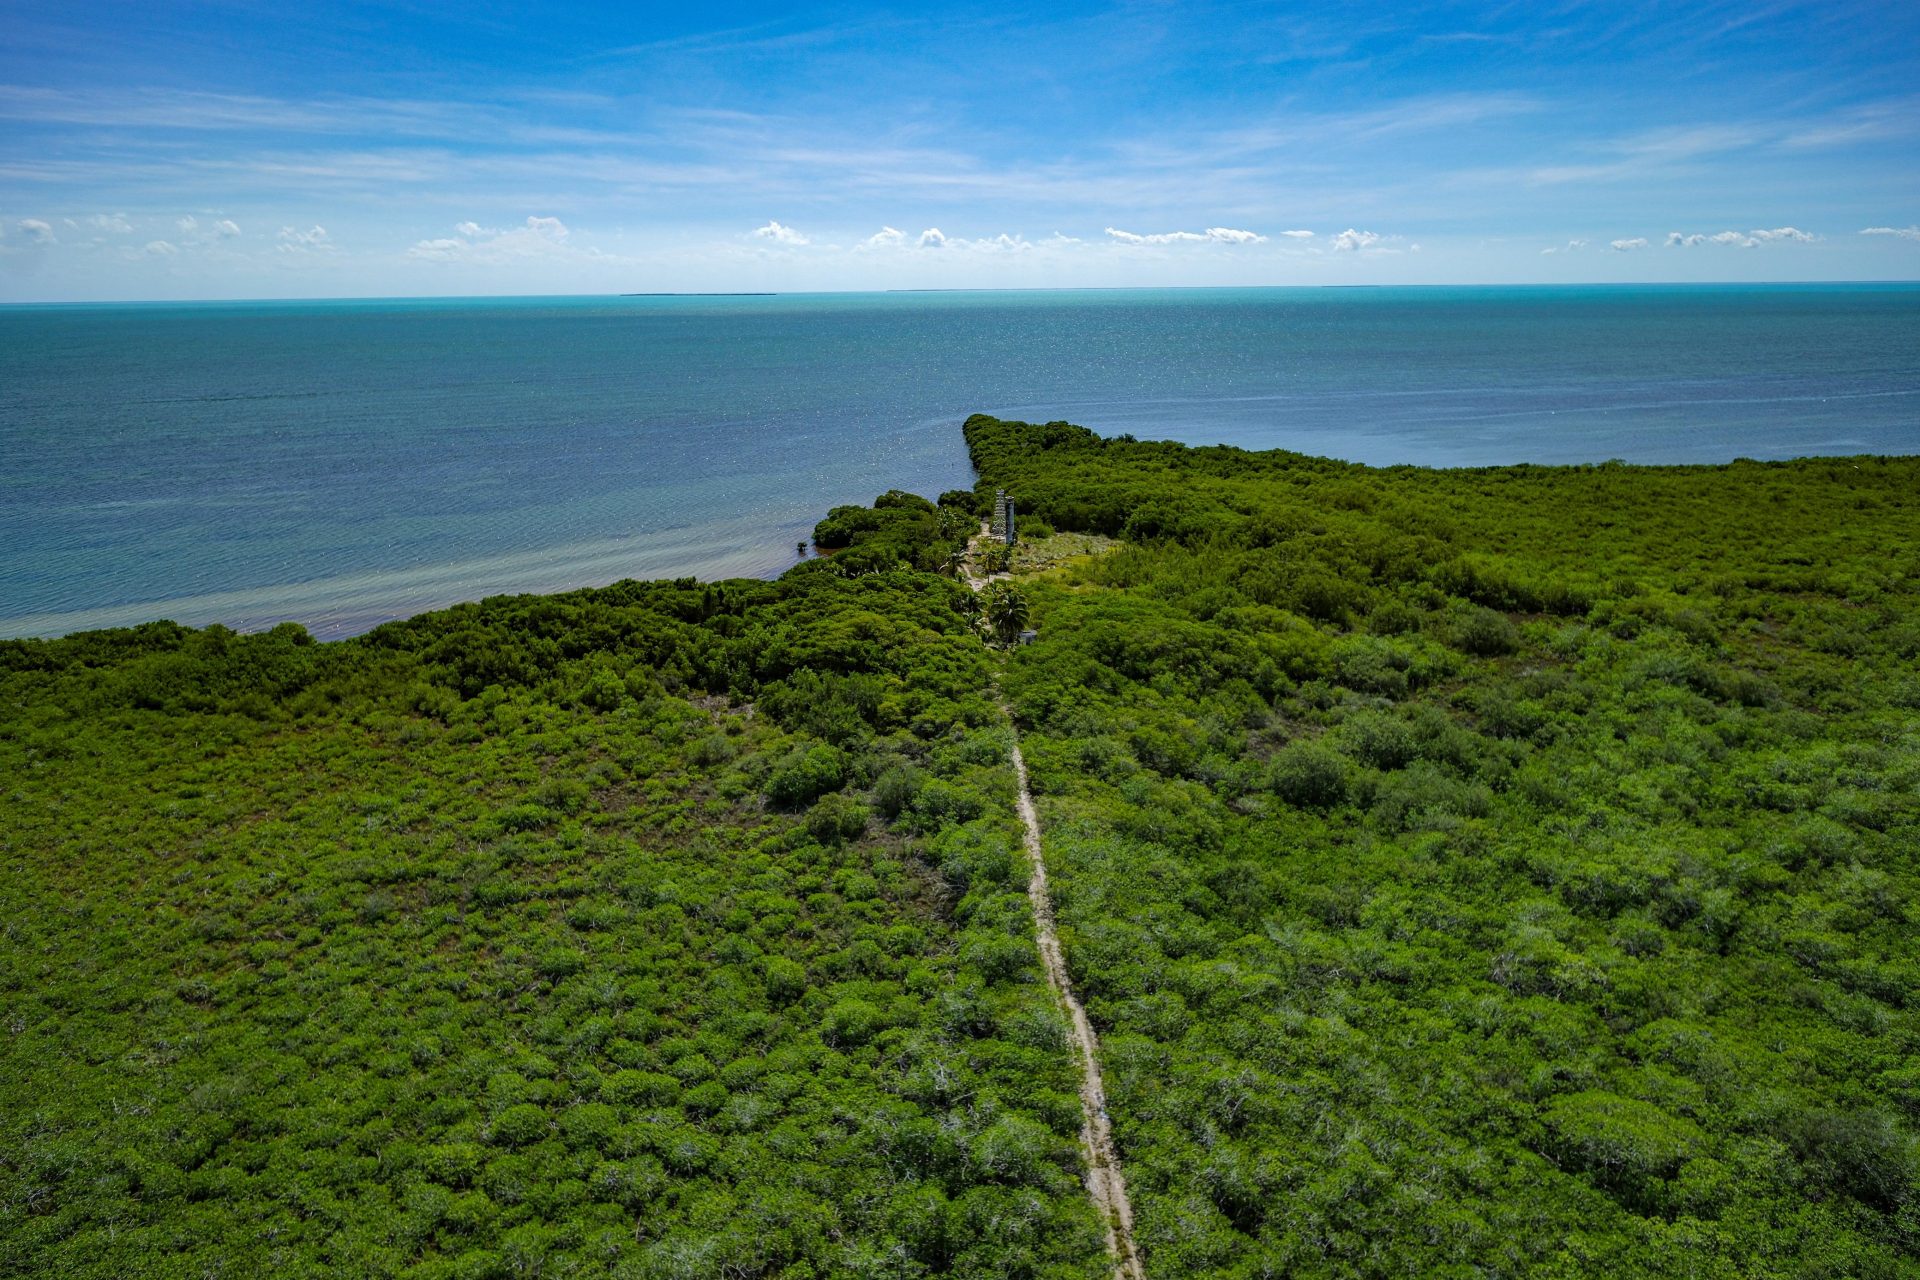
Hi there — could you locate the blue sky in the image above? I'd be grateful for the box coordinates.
[1,1,1916,300]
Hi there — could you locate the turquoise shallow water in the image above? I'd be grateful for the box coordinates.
[2,284,1916,639]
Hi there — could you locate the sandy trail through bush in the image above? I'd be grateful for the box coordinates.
[966,523,1145,1279]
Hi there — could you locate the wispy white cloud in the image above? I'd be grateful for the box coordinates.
[1281,229,1314,239]
[1861,225,1920,241]
[213,219,241,238]
[1507,97,1916,193]
[862,226,905,248]
[0,83,488,140]
[1106,225,1267,245]
[1782,97,1920,150]
[15,218,55,244]
[751,219,808,245]
[86,213,132,233]
[602,16,900,60]
[1331,228,1380,252]
[1150,92,1538,172]
[143,239,178,256]
[1520,123,1765,187]
[1541,238,1589,254]
[176,215,198,234]
[1610,237,1649,251]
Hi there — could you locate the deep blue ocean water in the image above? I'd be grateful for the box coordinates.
[3,284,1916,639]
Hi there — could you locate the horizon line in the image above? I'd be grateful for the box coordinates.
[4,277,1919,309]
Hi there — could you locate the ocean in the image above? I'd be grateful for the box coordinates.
[3,284,1916,640]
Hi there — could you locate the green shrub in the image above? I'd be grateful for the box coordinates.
[821,998,885,1046]
[765,743,849,808]
[872,764,925,819]
[602,1070,680,1107]
[1270,741,1349,809]
[558,1102,619,1151]
[1337,711,1418,770]
[761,956,808,1005]
[1543,1091,1702,1201]
[1447,605,1520,656]
[488,1104,550,1148]
[422,1143,486,1188]
[806,793,870,843]
[1788,1109,1917,1211]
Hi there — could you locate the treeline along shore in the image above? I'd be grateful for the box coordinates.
[2,416,1916,1278]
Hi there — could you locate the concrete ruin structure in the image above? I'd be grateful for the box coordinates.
[992,489,1017,544]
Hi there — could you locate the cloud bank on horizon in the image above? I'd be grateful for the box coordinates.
[0,0,1916,300]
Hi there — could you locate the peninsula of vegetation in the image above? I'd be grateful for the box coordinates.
[3,416,1915,1279]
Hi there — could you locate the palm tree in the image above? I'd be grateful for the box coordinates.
[981,583,1030,647]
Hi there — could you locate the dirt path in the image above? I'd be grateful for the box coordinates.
[965,524,1146,1279]
[1005,719,1146,1280]
[961,520,1001,593]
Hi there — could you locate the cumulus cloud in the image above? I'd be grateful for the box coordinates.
[855,225,1041,253]
[143,239,178,256]
[213,219,241,238]
[1281,229,1315,239]
[1331,228,1381,252]
[751,220,809,246]
[277,225,332,253]
[967,233,1032,253]
[408,216,581,263]
[1610,237,1649,251]
[1106,225,1267,245]
[15,218,55,244]
[1861,225,1920,241]
[176,216,198,234]
[86,213,132,233]
[1666,226,1817,249]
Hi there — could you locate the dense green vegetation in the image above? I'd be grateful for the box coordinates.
[810,489,977,577]
[967,414,1920,1277]
[1,568,1108,1278]
[5,413,1917,1279]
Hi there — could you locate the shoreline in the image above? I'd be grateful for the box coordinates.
[7,438,1919,646]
